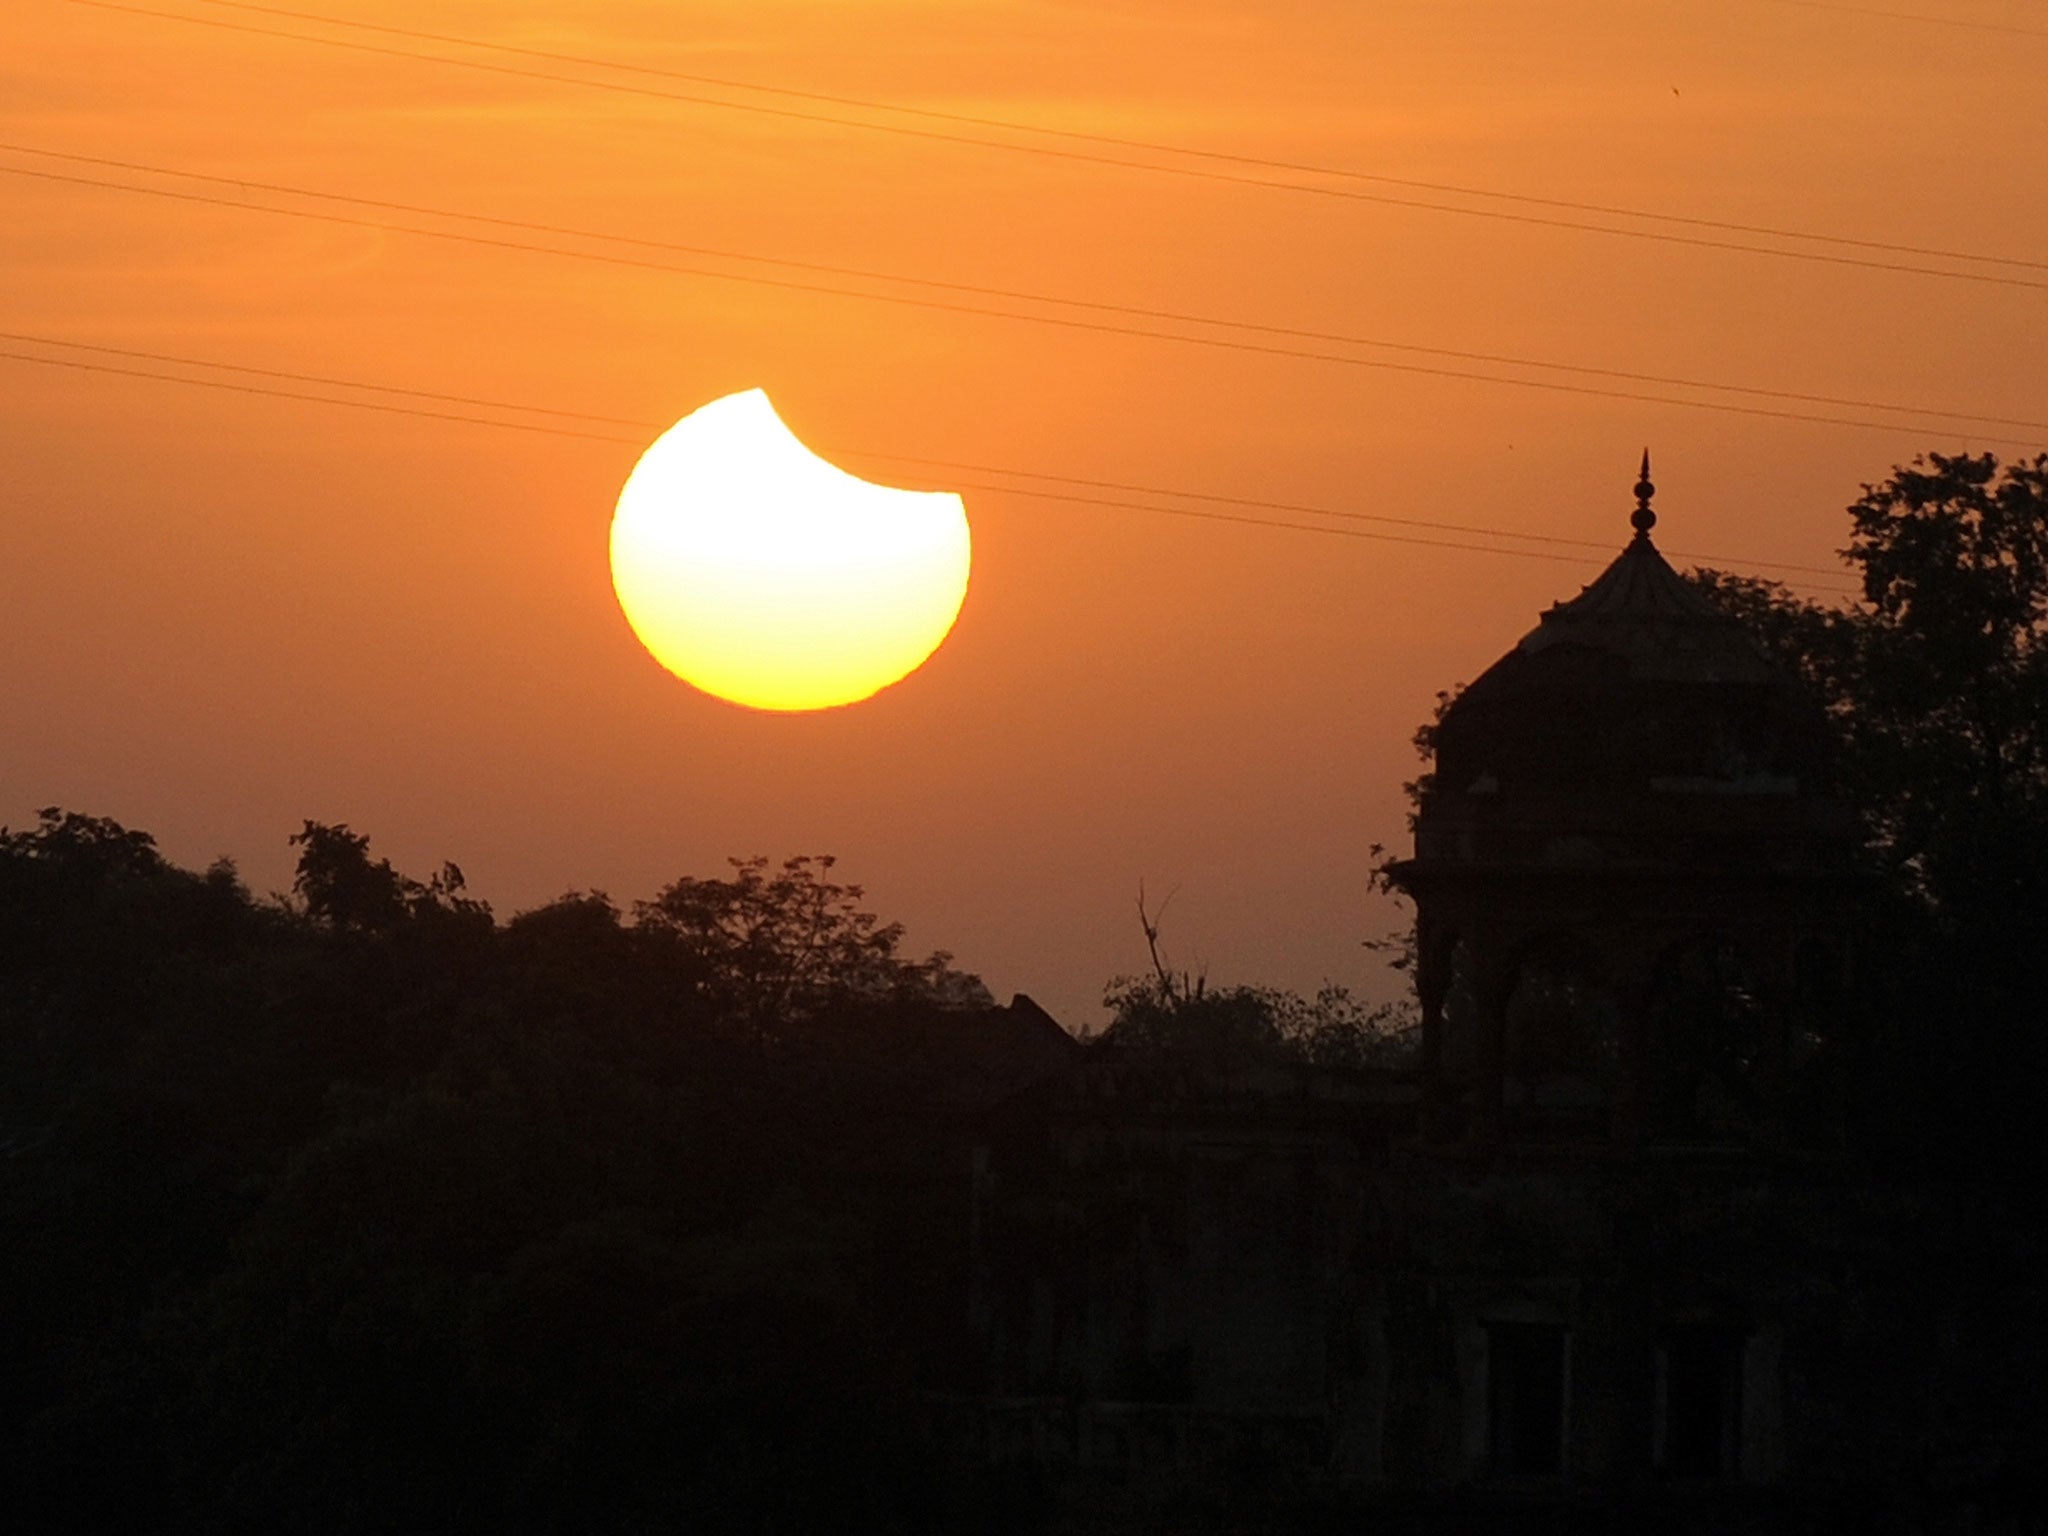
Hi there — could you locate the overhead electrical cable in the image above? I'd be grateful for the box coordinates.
[8,162,2043,453]
[0,330,656,426]
[0,345,638,442]
[0,329,1634,553]
[0,336,1864,592]
[9,329,1737,564]
[80,0,2048,274]
[1766,0,2048,40]
[64,0,2048,291]
[0,346,1608,565]
[7,143,2044,440]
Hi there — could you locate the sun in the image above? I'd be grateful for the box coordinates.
[609,390,971,712]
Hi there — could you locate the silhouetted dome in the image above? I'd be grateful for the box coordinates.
[1415,458,1846,871]
[1520,536,1773,682]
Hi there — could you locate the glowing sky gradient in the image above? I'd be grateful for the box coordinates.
[5,0,2044,1023]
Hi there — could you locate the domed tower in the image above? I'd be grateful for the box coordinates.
[1386,456,1859,1151]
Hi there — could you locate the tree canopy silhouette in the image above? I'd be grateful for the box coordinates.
[1693,451,2048,914]
[0,816,1024,1535]
[290,818,491,935]
[1693,452,2048,1172]
[1099,887,1416,1068]
[638,854,990,1033]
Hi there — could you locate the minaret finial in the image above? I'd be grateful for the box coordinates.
[1631,448,1656,538]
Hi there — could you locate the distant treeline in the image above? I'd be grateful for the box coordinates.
[0,818,1074,1533]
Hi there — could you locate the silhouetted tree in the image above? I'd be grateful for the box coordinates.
[3,805,166,881]
[1104,972,1415,1068]
[637,854,990,1034]
[1694,452,2048,1174]
[1694,451,2048,906]
[290,819,491,935]
[1101,888,1415,1067]
[1,817,1021,1533]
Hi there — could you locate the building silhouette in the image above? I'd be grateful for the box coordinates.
[949,460,2015,1526]
[1398,452,1859,1156]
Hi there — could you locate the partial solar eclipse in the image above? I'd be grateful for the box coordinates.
[610,390,970,711]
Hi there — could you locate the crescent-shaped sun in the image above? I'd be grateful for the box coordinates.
[610,390,971,712]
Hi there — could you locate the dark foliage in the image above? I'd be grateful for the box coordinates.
[1095,886,1418,1068]
[1101,972,1417,1070]
[0,812,1012,1534]
[1690,453,2048,1179]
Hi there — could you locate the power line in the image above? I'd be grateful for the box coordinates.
[64,0,2048,292]
[9,160,2043,454]
[0,344,1585,565]
[0,336,1863,592]
[0,329,654,427]
[833,456,1628,556]
[99,0,2048,274]
[0,330,1615,553]
[0,345,639,441]
[9,142,2046,441]
[1766,0,2048,40]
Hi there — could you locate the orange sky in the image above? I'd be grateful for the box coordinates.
[6,0,2045,1024]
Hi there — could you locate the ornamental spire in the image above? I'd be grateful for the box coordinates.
[1631,448,1657,539]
